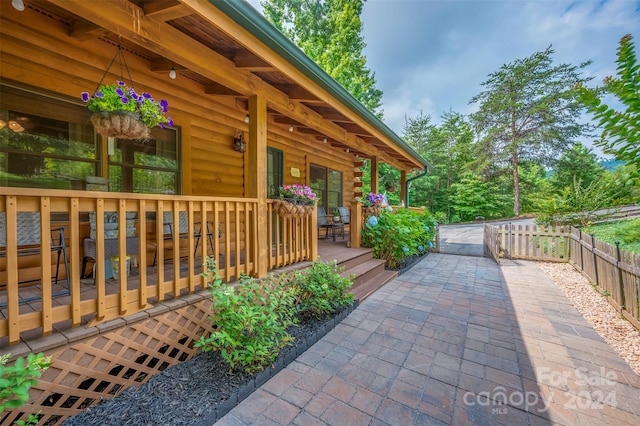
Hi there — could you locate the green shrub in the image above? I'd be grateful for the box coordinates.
[291,260,354,318]
[195,258,298,374]
[1,352,51,419]
[361,209,437,269]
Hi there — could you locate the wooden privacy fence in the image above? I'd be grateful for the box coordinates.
[570,227,640,330]
[484,223,640,330]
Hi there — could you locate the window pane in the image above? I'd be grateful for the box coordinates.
[0,107,97,189]
[108,127,180,194]
[267,148,283,198]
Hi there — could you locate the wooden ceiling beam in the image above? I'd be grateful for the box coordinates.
[48,0,409,170]
[69,20,109,41]
[150,58,187,72]
[234,50,274,71]
[204,82,242,96]
[143,1,193,21]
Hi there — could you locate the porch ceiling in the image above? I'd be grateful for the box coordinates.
[32,0,425,171]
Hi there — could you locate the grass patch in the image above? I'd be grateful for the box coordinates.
[583,219,640,254]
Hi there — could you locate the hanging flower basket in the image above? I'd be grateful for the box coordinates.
[81,44,172,140]
[364,206,381,216]
[89,110,150,140]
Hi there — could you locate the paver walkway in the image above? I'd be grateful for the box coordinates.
[215,254,640,425]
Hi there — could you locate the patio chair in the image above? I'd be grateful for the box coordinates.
[317,206,344,241]
[338,206,350,237]
[0,212,70,305]
[153,211,207,266]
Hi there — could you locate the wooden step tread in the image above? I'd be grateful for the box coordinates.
[340,258,386,278]
[352,269,397,301]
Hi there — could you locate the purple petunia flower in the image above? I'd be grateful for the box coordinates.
[159,123,164,129]
[167,117,174,127]
[115,88,125,97]
[160,99,169,113]
[142,92,152,99]
[95,91,104,98]
[81,92,90,102]
[120,97,129,104]
[117,81,125,86]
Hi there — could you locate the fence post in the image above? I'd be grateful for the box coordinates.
[508,222,512,259]
[615,242,626,311]
[578,228,584,272]
[591,234,599,287]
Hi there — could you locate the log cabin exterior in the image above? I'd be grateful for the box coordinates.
[0,1,427,422]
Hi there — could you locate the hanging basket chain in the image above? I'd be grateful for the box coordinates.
[93,37,135,94]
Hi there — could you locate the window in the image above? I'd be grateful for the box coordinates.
[310,164,342,212]
[267,147,283,198]
[0,83,182,194]
[0,85,98,190]
[107,127,180,194]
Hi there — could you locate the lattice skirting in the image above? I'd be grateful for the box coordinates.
[2,299,215,425]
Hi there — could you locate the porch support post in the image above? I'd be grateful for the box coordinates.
[400,170,407,207]
[370,157,379,193]
[351,200,363,248]
[248,94,268,277]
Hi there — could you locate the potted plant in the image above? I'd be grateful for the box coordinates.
[361,192,385,216]
[332,209,341,223]
[273,184,316,217]
[81,81,173,140]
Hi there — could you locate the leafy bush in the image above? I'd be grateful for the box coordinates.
[1,352,51,418]
[195,258,298,374]
[290,260,354,318]
[361,209,437,269]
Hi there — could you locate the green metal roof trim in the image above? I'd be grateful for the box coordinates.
[210,0,430,170]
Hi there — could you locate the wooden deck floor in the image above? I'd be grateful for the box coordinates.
[1,235,367,341]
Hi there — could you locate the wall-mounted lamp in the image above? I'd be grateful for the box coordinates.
[8,120,24,133]
[11,0,25,11]
[288,125,294,132]
[169,66,177,79]
[345,148,350,153]
[323,137,327,143]
[233,130,246,153]
[244,114,250,124]
[0,120,6,130]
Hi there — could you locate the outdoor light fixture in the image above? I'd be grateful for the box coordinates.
[244,114,250,123]
[169,66,177,79]
[0,120,5,130]
[346,148,350,153]
[11,0,25,11]
[233,130,246,153]
[323,137,327,143]
[288,125,294,132]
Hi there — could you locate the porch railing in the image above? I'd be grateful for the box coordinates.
[0,189,315,345]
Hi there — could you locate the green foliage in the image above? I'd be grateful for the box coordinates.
[0,352,52,415]
[470,46,593,215]
[290,260,354,318]
[575,34,640,171]
[195,258,298,374]
[81,81,172,129]
[551,142,604,191]
[584,219,640,254]
[535,177,620,226]
[262,0,383,115]
[361,209,437,269]
[450,173,511,221]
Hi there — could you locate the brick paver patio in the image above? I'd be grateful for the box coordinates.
[215,254,640,425]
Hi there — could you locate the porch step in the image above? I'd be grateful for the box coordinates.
[338,250,374,271]
[351,269,398,302]
[340,257,396,302]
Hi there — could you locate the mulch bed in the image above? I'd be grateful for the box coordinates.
[62,302,357,426]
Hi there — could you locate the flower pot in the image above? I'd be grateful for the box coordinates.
[90,111,150,140]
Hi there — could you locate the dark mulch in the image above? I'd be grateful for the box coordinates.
[392,251,430,276]
[62,303,356,426]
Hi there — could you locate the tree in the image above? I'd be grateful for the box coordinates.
[551,142,604,191]
[262,0,383,114]
[575,34,640,171]
[470,47,592,216]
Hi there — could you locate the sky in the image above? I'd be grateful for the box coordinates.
[247,0,639,155]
